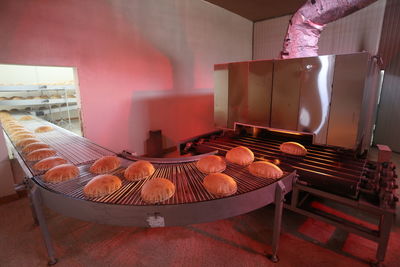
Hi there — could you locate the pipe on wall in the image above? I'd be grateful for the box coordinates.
[281,0,377,59]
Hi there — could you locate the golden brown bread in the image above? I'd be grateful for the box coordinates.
[16,138,41,148]
[6,126,25,133]
[124,160,155,181]
[248,161,283,179]
[22,142,50,154]
[19,115,33,121]
[279,142,307,156]
[33,156,68,171]
[83,175,122,198]
[43,164,79,183]
[10,130,33,139]
[89,156,121,174]
[26,148,56,161]
[196,155,226,174]
[12,133,36,142]
[141,178,175,203]
[225,146,254,166]
[35,125,54,133]
[203,173,237,197]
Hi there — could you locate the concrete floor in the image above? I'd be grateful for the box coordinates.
[1,151,399,267]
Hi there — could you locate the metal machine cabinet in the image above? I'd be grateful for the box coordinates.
[228,62,249,128]
[247,60,273,127]
[214,64,229,128]
[213,52,380,152]
[272,55,335,144]
[327,53,370,150]
[214,60,273,129]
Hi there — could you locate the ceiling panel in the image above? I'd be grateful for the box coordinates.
[203,0,306,22]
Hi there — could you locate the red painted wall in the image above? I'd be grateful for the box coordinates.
[0,0,252,154]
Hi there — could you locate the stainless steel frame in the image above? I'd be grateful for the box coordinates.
[286,183,394,266]
[179,124,397,266]
[5,118,296,264]
[27,162,295,264]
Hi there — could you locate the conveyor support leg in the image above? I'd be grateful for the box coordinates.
[373,212,393,266]
[31,186,58,265]
[268,181,286,263]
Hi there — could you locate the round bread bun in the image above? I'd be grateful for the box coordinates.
[203,173,237,197]
[83,174,122,198]
[196,155,226,174]
[248,161,283,179]
[33,156,68,171]
[26,148,56,161]
[5,125,24,131]
[12,133,36,142]
[124,160,155,181]
[141,178,175,204]
[6,125,25,132]
[22,142,50,154]
[16,138,41,148]
[19,115,33,121]
[280,142,307,156]
[35,125,54,133]
[90,156,121,174]
[43,164,79,183]
[10,130,33,139]
[225,146,254,166]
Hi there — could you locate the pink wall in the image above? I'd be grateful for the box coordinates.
[0,0,252,154]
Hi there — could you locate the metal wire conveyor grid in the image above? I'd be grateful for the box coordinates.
[33,157,291,206]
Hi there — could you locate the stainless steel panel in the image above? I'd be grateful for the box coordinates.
[328,53,369,149]
[228,62,249,128]
[248,60,273,127]
[359,57,381,152]
[374,0,400,152]
[297,55,335,144]
[214,64,229,128]
[271,59,301,130]
[374,52,400,152]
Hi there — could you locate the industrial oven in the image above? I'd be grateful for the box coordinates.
[179,52,397,266]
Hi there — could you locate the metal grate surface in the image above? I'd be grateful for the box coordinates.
[33,157,292,206]
[194,133,368,197]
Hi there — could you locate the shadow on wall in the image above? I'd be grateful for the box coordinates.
[108,0,196,92]
[128,91,215,155]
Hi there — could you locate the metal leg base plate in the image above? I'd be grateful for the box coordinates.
[370,260,383,267]
[267,254,279,263]
[48,258,58,266]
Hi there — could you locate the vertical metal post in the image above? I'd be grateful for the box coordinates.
[27,189,39,225]
[30,185,58,265]
[291,185,299,209]
[268,180,286,263]
[375,212,393,265]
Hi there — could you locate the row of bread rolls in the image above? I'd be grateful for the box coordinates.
[194,142,307,197]
[0,114,74,184]
[83,156,175,204]
[0,94,76,101]
[83,141,308,203]
[0,81,74,86]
